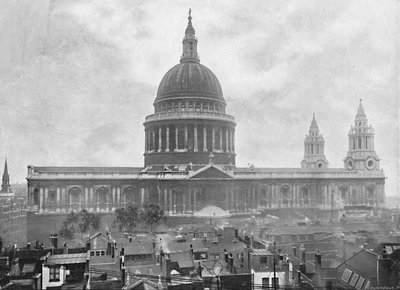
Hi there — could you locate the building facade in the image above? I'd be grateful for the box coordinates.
[26,12,385,215]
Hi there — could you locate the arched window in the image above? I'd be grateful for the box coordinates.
[69,187,81,205]
[367,186,375,205]
[340,186,348,201]
[33,188,39,205]
[96,187,109,205]
[301,187,309,206]
[280,186,290,207]
[123,187,138,205]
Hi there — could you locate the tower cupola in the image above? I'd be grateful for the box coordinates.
[344,99,380,171]
[301,114,328,169]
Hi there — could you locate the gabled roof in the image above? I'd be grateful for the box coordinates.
[46,253,88,265]
[337,249,378,279]
[189,164,234,179]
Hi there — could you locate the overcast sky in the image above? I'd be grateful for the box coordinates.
[0,0,398,196]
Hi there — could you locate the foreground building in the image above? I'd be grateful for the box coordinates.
[26,11,385,215]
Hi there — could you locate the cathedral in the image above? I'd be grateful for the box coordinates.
[26,12,385,215]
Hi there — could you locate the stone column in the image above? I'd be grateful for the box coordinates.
[203,126,207,151]
[219,128,223,151]
[112,188,116,211]
[44,188,49,212]
[61,188,66,213]
[194,125,198,152]
[212,127,215,151]
[166,126,170,152]
[57,188,61,213]
[225,129,229,152]
[117,187,121,208]
[252,187,256,211]
[158,186,161,205]
[182,193,186,214]
[164,188,168,211]
[84,187,89,208]
[89,187,94,212]
[152,129,156,151]
[169,189,173,214]
[193,188,197,212]
[184,124,188,150]
[175,127,179,151]
[145,129,148,152]
[232,130,235,152]
[158,127,162,152]
[226,187,229,211]
[188,187,192,212]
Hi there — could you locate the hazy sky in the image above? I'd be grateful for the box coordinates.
[0,0,398,196]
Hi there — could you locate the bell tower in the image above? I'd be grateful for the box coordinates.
[344,99,380,171]
[301,114,328,168]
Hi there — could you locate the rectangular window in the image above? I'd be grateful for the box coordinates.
[341,268,352,283]
[349,273,359,287]
[355,276,365,289]
[262,278,269,289]
[49,267,60,282]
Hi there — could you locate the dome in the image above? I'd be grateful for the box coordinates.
[155,61,224,103]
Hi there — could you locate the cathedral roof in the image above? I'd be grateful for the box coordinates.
[156,62,224,103]
[155,10,224,104]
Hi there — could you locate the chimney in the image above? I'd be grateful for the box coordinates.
[160,248,164,272]
[224,249,228,263]
[298,243,306,263]
[247,247,253,270]
[121,267,126,286]
[165,257,171,282]
[315,249,322,272]
[292,245,297,258]
[228,253,234,273]
[341,237,347,260]
[299,263,306,274]
[50,233,58,249]
[27,243,31,250]
[129,235,132,243]
[86,240,91,251]
[120,247,125,269]
[107,242,111,255]
[111,243,115,259]
[190,244,193,256]
[197,262,202,278]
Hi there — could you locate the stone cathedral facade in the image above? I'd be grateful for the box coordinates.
[26,12,385,215]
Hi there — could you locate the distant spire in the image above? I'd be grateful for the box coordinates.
[309,113,319,131]
[356,99,366,116]
[181,9,199,62]
[1,159,10,193]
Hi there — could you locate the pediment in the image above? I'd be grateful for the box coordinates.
[189,165,234,179]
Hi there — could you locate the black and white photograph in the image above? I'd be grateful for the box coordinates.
[0,0,398,289]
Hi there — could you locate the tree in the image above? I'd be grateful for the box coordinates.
[114,204,139,232]
[113,203,164,233]
[140,203,165,232]
[59,210,101,240]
